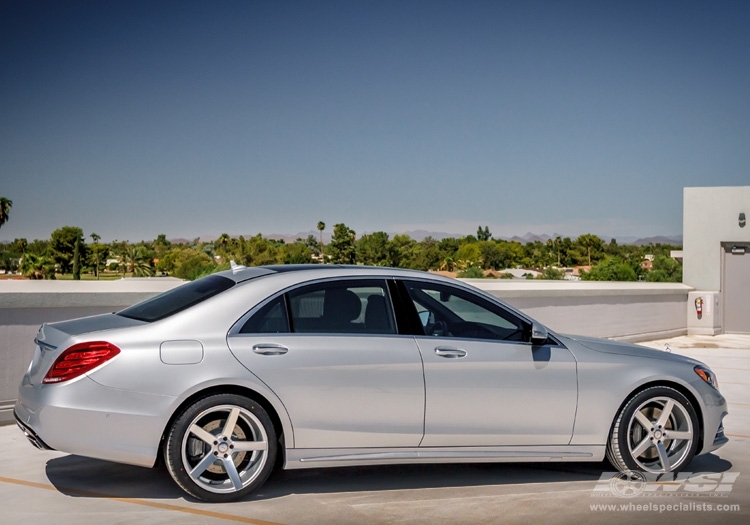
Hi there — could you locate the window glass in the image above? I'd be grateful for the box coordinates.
[403,281,527,342]
[288,280,396,334]
[117,274,235,322]
[240,295,290,333]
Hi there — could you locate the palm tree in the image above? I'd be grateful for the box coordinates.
[21,253,54,280]
[119,244,154,277]
[216,233,231,258]
[15,238,27,257]
[439,257,455,272]
[577,234,600,267]
[90,233,102,279]
[317,221,325,262]
[0,197,12,230]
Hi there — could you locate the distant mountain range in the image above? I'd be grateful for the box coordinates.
[171,232,683,246]
[627,235,683,246]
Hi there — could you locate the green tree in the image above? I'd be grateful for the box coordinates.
[241,234,279,266]
[605,238,620,257]
[502,241,525,268]
[0,197,12,230]
[581,257,637,281]
[646,255,683,282]
[439,256,456,271]
[302,234,322,257]
[329,223,356,264]
[317,221,326,260]
[438,237,460,257]
[412,236,442,270]
[25,239,49,256]
[72,235,82,280]
[357,231,391,266]
[153,234,172,258]
[119,244,154,277]
[215,233,231,257]
[476,225,492,241]
[522,240,552,268]
[558,237,575,267]
[280,242,313,264]
[478,241,501,270]
[88,233,103,279]
[21,253,55,280]
[548,236,564,266]
[576,234,605,267]
[156,248,181,274]
[173,250,216,280]
[12,238,27,256]
[50,226,86,274]
[455,243,482,270]
[0,243,20,274]
[539,267,565,280]
[458,266,485,278]
[389,234,418,268]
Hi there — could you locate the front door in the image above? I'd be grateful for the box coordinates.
[401,279,578,447]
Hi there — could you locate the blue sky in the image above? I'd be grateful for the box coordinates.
[1,0,748,243]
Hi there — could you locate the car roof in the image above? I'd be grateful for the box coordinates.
[213,264,452,284]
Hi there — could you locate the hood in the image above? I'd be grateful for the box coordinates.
[561,334,704,367]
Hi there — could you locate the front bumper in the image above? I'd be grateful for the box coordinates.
[691,378,729,456]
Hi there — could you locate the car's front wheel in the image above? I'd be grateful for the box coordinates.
[164,393,277,502]
[607,386,699,475]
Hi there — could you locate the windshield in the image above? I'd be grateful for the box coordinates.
[117,274,235,322]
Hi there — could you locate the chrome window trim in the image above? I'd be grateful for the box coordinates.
[398,277,564,347]
[228,276,399,337]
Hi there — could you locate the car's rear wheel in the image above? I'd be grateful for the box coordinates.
[607,386,699,475]
[164,393,277,502]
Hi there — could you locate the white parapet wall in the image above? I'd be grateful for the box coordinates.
[0,278,184,424]
[465,279,691,341]
[0,277,691,425]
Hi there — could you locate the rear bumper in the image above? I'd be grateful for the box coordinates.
[15,413,54,451]
[15,374,177,468]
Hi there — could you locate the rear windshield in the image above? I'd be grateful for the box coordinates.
[117,274,235,322]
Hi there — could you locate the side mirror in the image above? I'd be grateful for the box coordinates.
[530,322,548,346]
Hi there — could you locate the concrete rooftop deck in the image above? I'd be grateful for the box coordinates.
[0,335,748,524]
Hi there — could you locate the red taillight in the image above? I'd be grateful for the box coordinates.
[42,341,121,384]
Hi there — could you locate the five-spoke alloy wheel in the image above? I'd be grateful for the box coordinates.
[607,386,699,475]
[165,394,277,502]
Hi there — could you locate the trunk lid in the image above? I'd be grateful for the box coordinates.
[28,313,145,385]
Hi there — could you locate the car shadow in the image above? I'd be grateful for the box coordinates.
[44,453,733,502]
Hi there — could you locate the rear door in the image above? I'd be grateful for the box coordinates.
[227,278,425,449]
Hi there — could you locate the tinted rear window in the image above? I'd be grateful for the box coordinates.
[117,275,235,322]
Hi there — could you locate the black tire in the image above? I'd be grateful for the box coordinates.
[607,386,699,475]
[164,393,277,502]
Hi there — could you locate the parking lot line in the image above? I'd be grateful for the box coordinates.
[0,475,284,525]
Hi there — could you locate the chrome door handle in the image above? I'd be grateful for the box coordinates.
[434,346,467,358]
[252,344,289,355]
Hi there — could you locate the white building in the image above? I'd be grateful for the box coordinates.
[683,186,750,335]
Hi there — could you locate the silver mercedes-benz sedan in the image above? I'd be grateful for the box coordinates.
[15,265,727,502]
